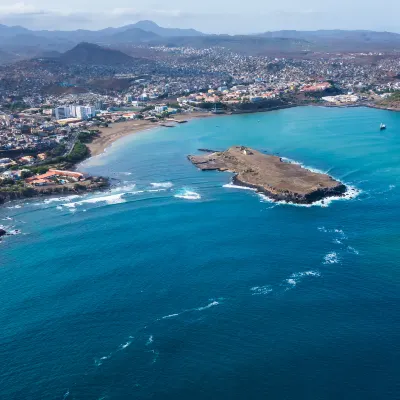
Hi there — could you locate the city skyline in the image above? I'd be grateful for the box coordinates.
[0,1,399,34]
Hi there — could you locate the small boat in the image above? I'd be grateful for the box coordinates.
[380,123,386,130]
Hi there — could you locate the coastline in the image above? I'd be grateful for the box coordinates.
[87,112,218,158]
[86,102,400,160]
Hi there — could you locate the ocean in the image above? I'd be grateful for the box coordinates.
[1,106,399,399]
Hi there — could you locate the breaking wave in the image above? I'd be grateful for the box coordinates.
[62,193,126,208]
[160,299,221,320]
[285,270,321,288]
[323,252,340,264]
[162,313,180,320]
[151,182,173,189]
[174,189,201,200]
[223,183,257,191]
[146,335,154,346]
[250,285,273,295]
[196,301,219,311]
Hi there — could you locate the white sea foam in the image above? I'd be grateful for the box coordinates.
[94,354,111,367]
[223,183,257,191]
[119,172,132,176]
[286,278,298,287]
[333,238,343,244]
[160,300,220,320]
[151,182,173,189]
[110,183,136,192]
[119,340,132,350]
[62,193,126,208]
[147,189,167,193]
[161,313,180,319]
[174,189,201,200]
[258,158,361,207]
[1,216,13,221]
[148,349,160,364]
[6,204,22,209]
[146,335,154,345]
[285,270,320,288]
[323,252,340,264]
[250,285,273,295]
[196,301,219,311]
[347,246,360,255]
[291,271,321,278]
[63,390,70,400]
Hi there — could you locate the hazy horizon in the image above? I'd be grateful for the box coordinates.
[0,1,399,34]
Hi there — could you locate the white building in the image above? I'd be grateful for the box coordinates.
[75,106,96,119]
[54,106,71,120]
[155,105,168,113]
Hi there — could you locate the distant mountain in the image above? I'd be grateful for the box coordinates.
[108,28,160,43]
[127,20,204,37]
[59,42,133,65]
[155,35,311,55]
[258,30,400,51]
[0,24,30,37]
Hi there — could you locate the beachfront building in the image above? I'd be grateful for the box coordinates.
[26,169,84,186]
[155,105,168,113]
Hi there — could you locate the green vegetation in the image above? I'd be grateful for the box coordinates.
[47,144,66,157]
[77,130,99,143]
[378,91,400,107]
[66,141,89,163]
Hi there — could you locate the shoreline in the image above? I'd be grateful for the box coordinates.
[87,112,219,158]
[86,102,400,160]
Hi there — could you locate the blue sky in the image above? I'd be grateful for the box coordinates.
[0,1,399,33]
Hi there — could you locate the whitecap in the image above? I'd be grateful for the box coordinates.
[174,189,201,200]
[347,246,360,255]
[286,278,298,287]
[62,193,126,208]
[250,285,273,295]
[146,335,154,346]
[291,271,321,278]
[151,182,173,189]
[63,390,70,400]
[284,270,320,289]
[148,349,160,364]
[196,301,219,311]
[119,340,132,350]
[6,204,22,209]
[111,182,136,192]
[161,313,180,320]
[323,252,339,264]
[94,354,111,367]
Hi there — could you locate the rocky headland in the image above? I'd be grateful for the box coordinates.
[0,176,109,205]
[188,146,347,204]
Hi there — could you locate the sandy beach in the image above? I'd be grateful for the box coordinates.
[87,112,217,157]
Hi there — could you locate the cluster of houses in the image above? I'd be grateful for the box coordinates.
[25,169,84,186]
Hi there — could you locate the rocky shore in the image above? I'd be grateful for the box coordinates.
[188,146,347,204]
[0,176,109,205]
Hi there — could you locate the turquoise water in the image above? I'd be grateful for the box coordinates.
[1,107,399,399]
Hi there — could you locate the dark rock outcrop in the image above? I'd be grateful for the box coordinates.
[188,146,347,204]
[0,229,6,237]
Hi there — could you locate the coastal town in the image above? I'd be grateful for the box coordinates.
[1,36,400,203]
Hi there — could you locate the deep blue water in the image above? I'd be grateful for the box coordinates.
[1,107,399,400]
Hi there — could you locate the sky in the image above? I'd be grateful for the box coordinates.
[0,1,399,33]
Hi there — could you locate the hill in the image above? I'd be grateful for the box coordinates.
[108,28,160,43]
[59,42,133,65]
[258,30,400,51]
[129,20,204,37]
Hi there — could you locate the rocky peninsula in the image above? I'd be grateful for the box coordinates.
[188,146,347,204]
